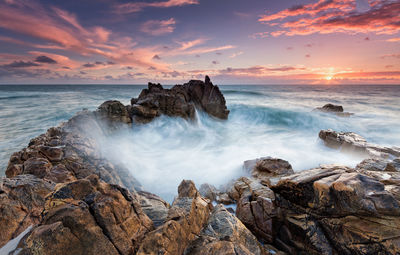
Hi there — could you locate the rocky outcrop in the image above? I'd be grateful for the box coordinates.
[18,175,153,255]
[356,157,400,172]
[0,175,54,247]
[313,104,353,117]
[185,204,282,255]
[270,165,400,254]
[130,76,229,123]
[319,129,400,158]
[137,180,211,255]
[5,110,142,192]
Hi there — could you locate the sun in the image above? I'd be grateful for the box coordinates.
[325,76,333,81]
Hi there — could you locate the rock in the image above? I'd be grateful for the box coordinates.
[138,191,170,228]
[39,145,64,161]
[269,165,400,254]
[313,104,353,117]
[199,183,218,201]
[137,180,211,255]
[184,205,279,255]
[130,76,229,123]
[244,157,294,184]
[19,175,153,255]
[356,157,400,172]
[23,157,52,179]
[232,177,276,243]
[319,129,400,158]
[0,175,55,247]
[96,100,132,125]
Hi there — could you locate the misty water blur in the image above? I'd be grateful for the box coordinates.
[1,84,400,202]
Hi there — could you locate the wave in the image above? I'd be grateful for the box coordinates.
[221,90,265,96]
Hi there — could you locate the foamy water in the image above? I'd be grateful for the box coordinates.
[1,84,400,202]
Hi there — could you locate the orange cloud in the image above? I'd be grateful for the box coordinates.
[258,0,400,36]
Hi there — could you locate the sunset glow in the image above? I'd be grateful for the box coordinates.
[0,0,399,84]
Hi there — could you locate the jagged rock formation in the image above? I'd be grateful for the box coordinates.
[130,76,229,123]
[319,129,400,158]
[313,103,353,117]
[18,175,153,255]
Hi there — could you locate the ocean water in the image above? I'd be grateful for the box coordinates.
[1,84,400,201]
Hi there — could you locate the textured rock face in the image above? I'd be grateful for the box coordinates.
[137,180,211,255]
[5,110,141,191]
[319,129,400,158]
[130,76,229,123]
[270,165,400,254]
[96,100,132,129]
[185,205,277,255]
[19,175,153,255]
[0,175,54,248]
[138,191,170,228]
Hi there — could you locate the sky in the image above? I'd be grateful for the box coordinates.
[0,0,399,84]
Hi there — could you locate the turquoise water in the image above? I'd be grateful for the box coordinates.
[1,84,400,200]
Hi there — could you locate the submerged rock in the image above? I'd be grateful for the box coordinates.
[130,76,229,123]
[313,103,353,117]
[244,157,294,185]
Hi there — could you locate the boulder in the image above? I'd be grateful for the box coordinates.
[18,175,153,255]
[0,175,55,247]
[184,205,281,255]
[244,157,294,185]
[199,183,218,202]
[130,76,229,123]
[356,157,400,172]
[137,180,211,255]
[319,129,400,158]
[96,100,132,125]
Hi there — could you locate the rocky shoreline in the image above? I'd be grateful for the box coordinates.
[1,77,400,255]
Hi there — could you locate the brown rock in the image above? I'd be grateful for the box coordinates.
[23,157,52,179]
[0,175,54,247]
[185,205,279,255]
[138,191,170,228]
[19,175,153,255]
[39,145,64,162]
[137,180,211,255]
[199,183,218,202]
[313,104,353,117]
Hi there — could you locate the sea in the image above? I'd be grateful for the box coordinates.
[1,84,399,201]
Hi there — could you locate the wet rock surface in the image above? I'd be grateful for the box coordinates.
[319,129,400,158]
[313,104,353,117]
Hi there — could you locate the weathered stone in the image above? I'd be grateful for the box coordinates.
[0,175,54,247]
[137,180,211,255]
[19,175,153,255]
[319,129,400,158]
[185,205,279,255]
[96,100,132,125]
[356,157,400,172]
[23,157,52,179]
[313,104,353,117]
[199,183,218,202]
[138,191,170,228]
[39,145,64,162]
[244,157,294,184]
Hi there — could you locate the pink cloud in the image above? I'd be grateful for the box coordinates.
[115,0,199,14]
[258,0,400,36]
[141,18,176,36]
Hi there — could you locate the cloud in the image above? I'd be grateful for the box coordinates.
[114,0,199,14]
[152,55,162,60]
[230,51,243,58]
[387,37,400,42]
[381,53,400,59]
[176,38,207,50]
[258,0,400,36]
[141,18,176,36]
[212,60,219,65]
[305,54,311,58]
[2,61,41,68]
[35,55,57,64]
